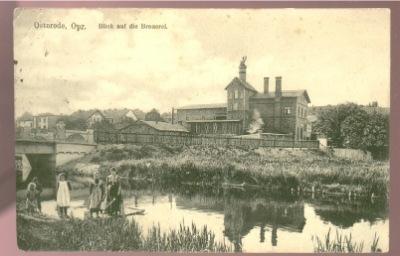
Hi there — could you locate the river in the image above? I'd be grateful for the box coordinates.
[40,185,388,253]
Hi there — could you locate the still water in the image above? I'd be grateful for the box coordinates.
[41,186,388,253]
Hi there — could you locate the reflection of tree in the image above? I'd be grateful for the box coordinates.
[312,199,388,228]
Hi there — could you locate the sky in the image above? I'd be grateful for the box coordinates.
[14,8,390,117]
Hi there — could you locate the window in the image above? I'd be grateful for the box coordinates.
[228,91,233,99]
[186,116,189,121]
[234,90,238,99]
[233,103,238,110]
[284,107,291,115]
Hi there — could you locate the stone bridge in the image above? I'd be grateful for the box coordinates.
[15,139,97,189]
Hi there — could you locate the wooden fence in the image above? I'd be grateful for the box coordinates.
[94,131,320,149]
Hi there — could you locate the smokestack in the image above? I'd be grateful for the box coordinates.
[263,77,269,94]
[275,76,282,97]
[239,56,247,81]
[171,107,174,124]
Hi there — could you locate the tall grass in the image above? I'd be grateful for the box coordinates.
[312,228,381,253]
[143,222,231,252]
[17,216,142,251]
[62,144,389,197]
[17,215,232,252]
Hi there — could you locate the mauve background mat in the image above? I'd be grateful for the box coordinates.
[0,1,399,255]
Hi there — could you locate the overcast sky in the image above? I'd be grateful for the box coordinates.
[14,8,390,117]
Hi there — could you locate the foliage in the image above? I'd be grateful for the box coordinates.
[145,108,165,122]
[313,103,364,147]
[143,222,231,252]
[361,111,389,148]
[61,144,389,197]
[312,228,381,253]
[58,116,87,130]
[17,215,231,252]
[313,103,389,151]
[340,108,369,148]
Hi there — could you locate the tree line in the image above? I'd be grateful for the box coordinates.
[312,103,389,158]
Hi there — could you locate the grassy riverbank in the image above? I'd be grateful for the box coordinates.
[17,214,231,252]
[60,144,389,197]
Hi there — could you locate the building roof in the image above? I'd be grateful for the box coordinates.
[225,77,258,93]
[19,117,33,122]
[86,110,106,119]
[177,103,227,110]
[185,119,241,123]
[251,90,311,103]
[129,120,189,132]
[34,113,59,117]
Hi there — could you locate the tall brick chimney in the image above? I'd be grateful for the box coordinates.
[239,56,247,81]
[275,76,282,97]
[264,77,269,94]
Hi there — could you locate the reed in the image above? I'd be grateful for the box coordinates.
[312,228,381,253]
[143,222,231,252]
[17,215,232,252]
[61,144,389,197]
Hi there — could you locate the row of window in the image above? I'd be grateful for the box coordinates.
[182,106,307,121]
[283,106,307,117]
[228,89,244,99]
[298,106,307,118]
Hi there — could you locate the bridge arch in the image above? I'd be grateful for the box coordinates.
[66,133,86,143]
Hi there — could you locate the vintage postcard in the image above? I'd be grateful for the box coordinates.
[14,8,389,252]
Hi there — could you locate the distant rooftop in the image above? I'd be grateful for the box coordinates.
[140,120,189,132]
[186,119,241,123]
[177,103,227,110]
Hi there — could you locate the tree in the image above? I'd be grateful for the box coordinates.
[360,111,389,154]
[340,108,369,148]
[145,109,164,122]
[313,103,363,147]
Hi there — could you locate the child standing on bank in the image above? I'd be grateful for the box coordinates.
[56,172,72,218]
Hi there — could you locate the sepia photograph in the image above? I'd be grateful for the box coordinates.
[14,8,389,253]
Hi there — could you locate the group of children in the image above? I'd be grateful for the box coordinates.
[88,168,124,218]
[25,167,124,219]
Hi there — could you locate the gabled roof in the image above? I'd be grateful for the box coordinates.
[86,110,114,121]
[120,120,188,133]
[141,121,188,132]
[225,77,258,93]
[251,90,311,103]
[87,110,106,119]
[177,103,227,110]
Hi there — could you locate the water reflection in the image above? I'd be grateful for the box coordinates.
[135,185,387,252]
[41,184,388,252]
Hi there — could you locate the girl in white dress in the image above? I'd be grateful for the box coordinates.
[56,173,71,218]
